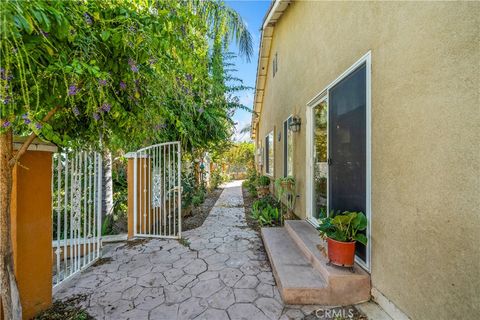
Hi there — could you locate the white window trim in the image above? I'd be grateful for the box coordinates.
[305,51,372,272]
[283,115,293,177]
[265,130,274,177]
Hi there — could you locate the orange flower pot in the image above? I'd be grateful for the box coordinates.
[327,237,356,267]
[257,186,270,197]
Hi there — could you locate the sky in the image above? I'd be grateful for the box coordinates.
[226,0,271,142]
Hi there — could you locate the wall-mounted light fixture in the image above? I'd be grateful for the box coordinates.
[288,116,302,133]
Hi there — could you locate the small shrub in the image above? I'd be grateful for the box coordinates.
[257,175,271,187]
[191,187,206,207]
[251,195,281,226]
[243,169,259,197]
[210,167,225,190]
[192,195,202,207]
[243,180,257,197]
[182,170,197,208]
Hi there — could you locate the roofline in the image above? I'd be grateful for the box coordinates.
[251,0,291,139]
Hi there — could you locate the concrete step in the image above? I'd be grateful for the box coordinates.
[261,220,371,305]
[261,228,332,304]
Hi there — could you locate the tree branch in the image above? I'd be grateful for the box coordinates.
[8,106,59,168]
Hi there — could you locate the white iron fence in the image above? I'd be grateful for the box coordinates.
[133,142,181,239]
[52,151,102,291]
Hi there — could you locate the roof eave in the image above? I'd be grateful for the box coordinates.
[251,0,292,140]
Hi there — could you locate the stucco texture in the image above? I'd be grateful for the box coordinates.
[11,151,53,319]
[255,1,479,319]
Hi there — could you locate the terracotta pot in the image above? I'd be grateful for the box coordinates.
[280,181,289,187]
[257,186,269,197]
[327,237,356,267]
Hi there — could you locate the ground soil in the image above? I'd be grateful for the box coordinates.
[182,188,223,231]
[34,295,94,320]
[241,184,261,233]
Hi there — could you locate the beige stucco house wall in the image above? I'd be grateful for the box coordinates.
[253,1,479,319]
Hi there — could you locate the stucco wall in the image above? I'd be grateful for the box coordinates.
[255,1,480,319]
[11,150,53,319]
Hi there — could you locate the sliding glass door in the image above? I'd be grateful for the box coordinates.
[328,63,367,262]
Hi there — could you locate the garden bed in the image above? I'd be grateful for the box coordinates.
[242,184,261,233]
[182,188,223,231]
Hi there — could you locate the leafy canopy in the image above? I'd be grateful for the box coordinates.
[0,0,252,154]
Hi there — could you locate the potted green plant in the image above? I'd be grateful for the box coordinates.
[256,175,271,197]
[317,211,368,267]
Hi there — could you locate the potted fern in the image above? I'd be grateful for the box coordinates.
[256,175,271,197]
[317,211,367,267]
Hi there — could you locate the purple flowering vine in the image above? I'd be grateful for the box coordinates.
[100,103,111,112]
[84,13,93,25]
[185,74,193,82]
[128,59,139,73]
[68,84,78,96]
[197,107,204,114]
[93,113,100,121]
[3,96,11,104]
[149,57,157,65]
[2,121,11,128]
[119,81,127,90]
[22,113,31,124]
[0,68,12,81]
[154,123,167,130]
[98,79,107,86]
[35,123,42,130]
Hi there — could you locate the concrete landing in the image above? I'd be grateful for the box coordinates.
[261,220,371,305]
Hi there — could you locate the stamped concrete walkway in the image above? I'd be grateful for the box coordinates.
[55,181,323,319]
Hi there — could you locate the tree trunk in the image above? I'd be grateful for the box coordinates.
[102,149,113,218]
[0,129,22,320]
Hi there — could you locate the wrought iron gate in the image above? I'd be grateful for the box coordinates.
[52,151,102,291]
[133,142,182,238]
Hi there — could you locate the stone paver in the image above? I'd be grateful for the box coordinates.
[55,181,326,319]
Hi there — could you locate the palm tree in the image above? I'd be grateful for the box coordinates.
[240,123,252,135]
[193,0,253,62]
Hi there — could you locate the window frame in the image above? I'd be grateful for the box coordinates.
[283,116,293,177]
[265,130,274,176]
